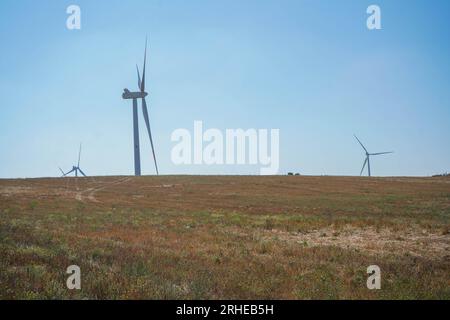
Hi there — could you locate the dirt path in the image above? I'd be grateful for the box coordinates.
[74,177,132,203]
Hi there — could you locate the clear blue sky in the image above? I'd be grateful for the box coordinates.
[0,0,449,178]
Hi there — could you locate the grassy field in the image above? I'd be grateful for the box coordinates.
[0,175,449,299]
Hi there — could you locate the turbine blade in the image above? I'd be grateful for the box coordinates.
[64,168,75,176]
[370,151,394,156]
[360,157,368,176]
[142,98,159,175]
[78,168,87,177]
[141,37,147,92]
[59,167,65,176]
[354,135,368,153]
[136,65,141,91]
[78,143,82,168]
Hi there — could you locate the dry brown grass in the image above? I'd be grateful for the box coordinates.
[0,175,449,299]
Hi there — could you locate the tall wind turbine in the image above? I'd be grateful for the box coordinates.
[60,143,87,177]
[354,135,393,177]
[122,38,159,176]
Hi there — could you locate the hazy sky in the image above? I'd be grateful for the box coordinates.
[0,0,449,178]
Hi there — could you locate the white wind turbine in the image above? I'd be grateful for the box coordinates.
[354,135,393,177]
[122,38,159,176]
[59,143,87,177]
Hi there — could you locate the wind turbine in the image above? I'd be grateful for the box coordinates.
[60,143,87,177]
[122,38,159,176]
[354,135,393,177]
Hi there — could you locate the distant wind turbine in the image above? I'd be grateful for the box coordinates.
[354,135,393,177]
[122,38,159,176]
[60,143,87,177]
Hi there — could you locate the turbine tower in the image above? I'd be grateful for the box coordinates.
[60,143,87,177]
[122,38,159,176]
[354,135,393,177]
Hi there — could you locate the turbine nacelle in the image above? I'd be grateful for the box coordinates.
[122,89,148,100]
